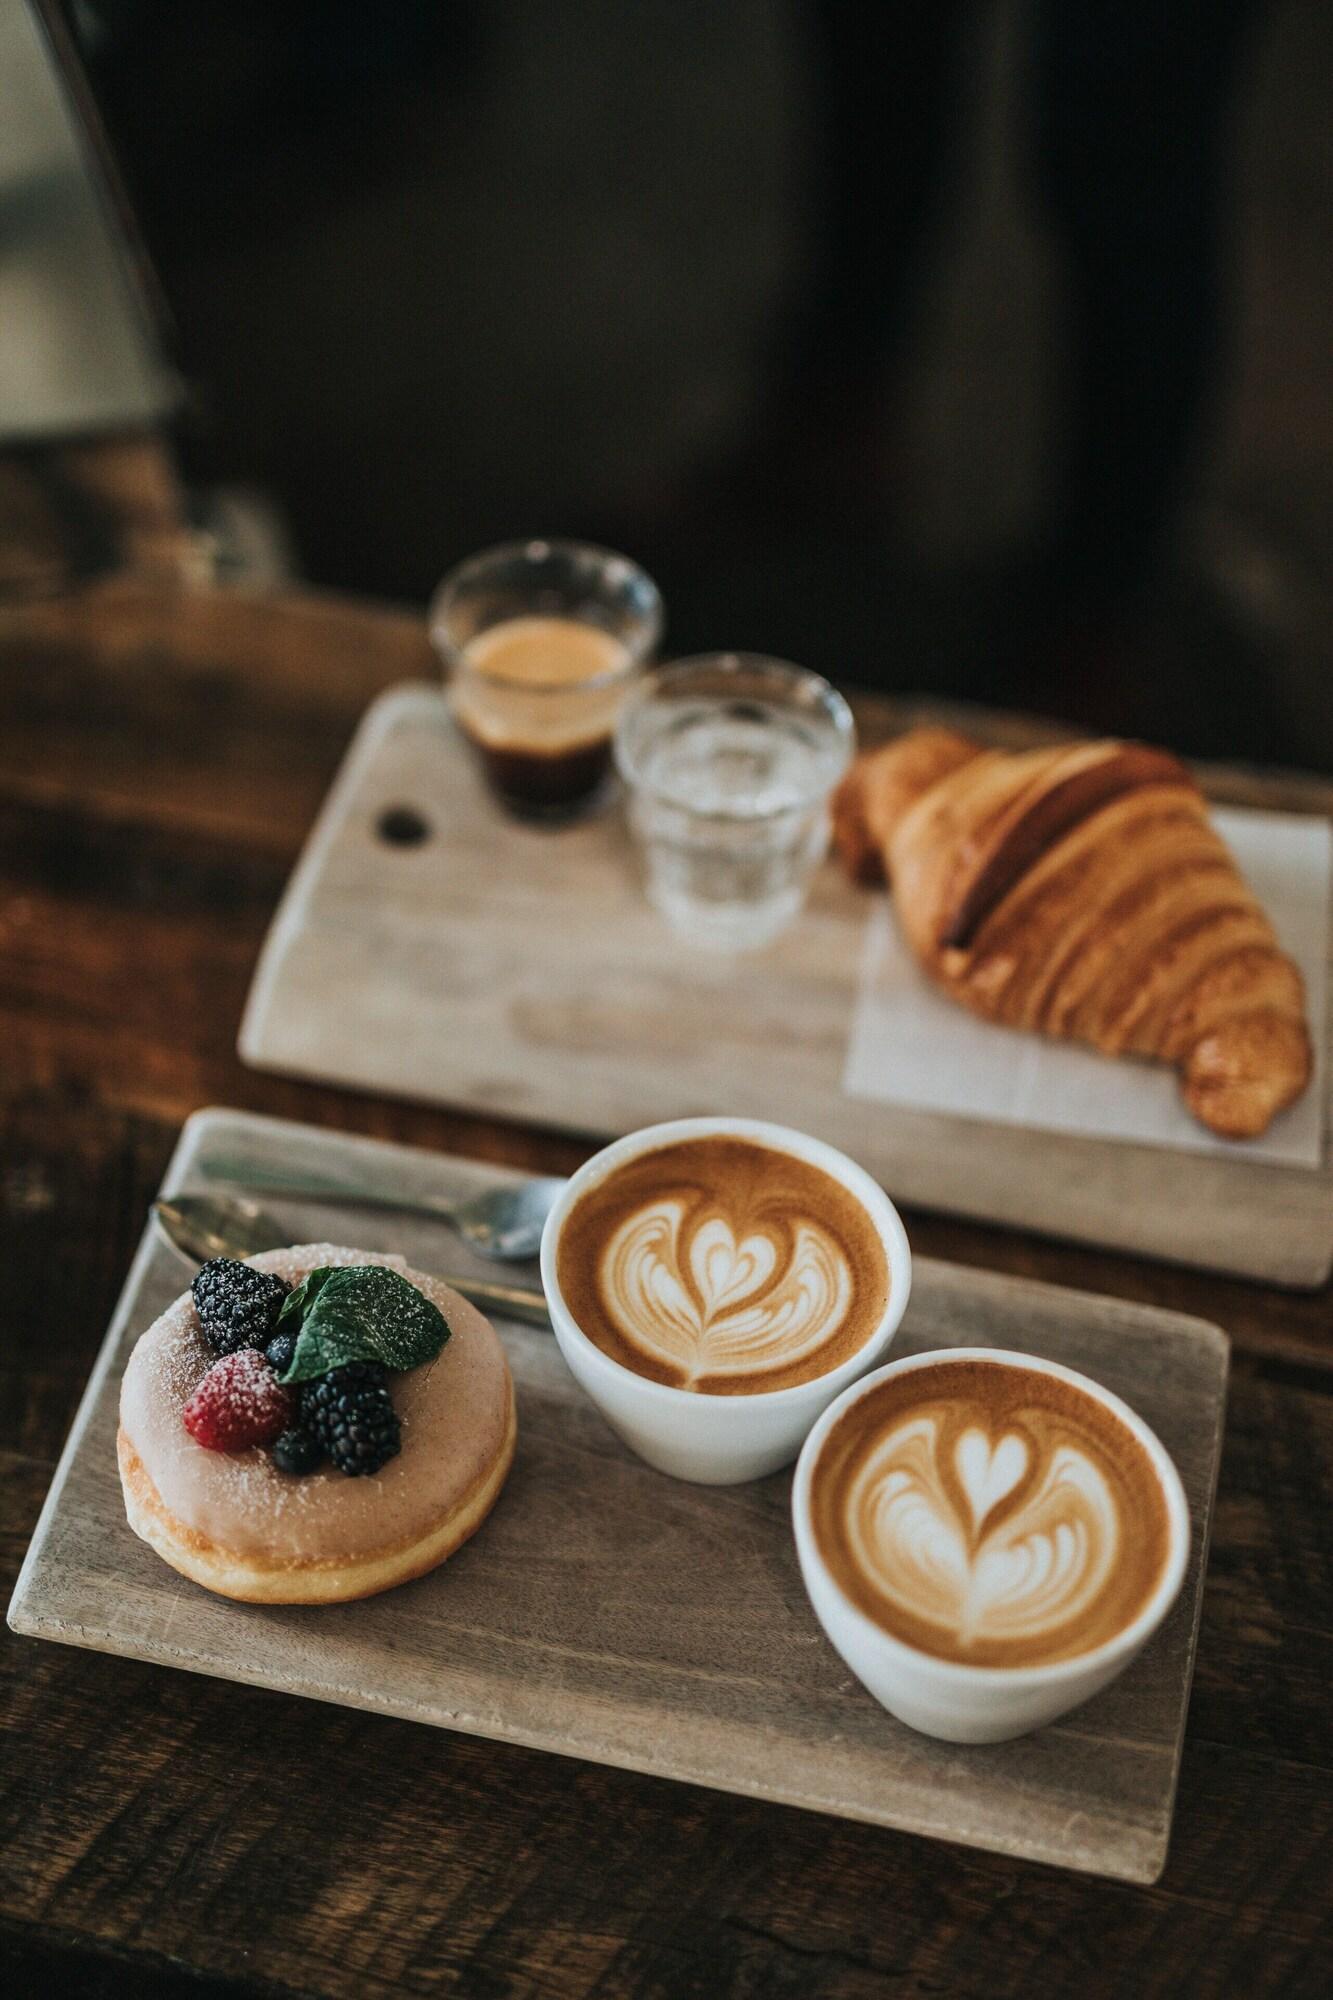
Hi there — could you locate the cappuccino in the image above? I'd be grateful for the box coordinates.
[809,1356,1171,1667]
[555,1136,891,1395]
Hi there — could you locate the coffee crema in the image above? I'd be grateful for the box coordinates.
[556,1137,890,1395]
[451,615,633,815]
[810,1359,1170,1667]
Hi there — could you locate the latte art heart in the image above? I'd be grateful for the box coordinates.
[955,1427,1028,1528]
[848,1416,1118,1650]
[810,1360,1173,1667]
[555,1136,891,1395]
[601,1199,852,1385]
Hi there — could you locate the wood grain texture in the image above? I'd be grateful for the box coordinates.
[2,581,1332,1996]
[10,1109,1226,1885]
[239,685,1333,1284]
[1,1111,1330,1998]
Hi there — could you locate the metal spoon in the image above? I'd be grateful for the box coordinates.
[174,1165,565,1262]
[152,1194,552,1328]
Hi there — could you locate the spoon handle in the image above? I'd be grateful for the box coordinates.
[154,1206,551,1328]
[444,1275,551,1328]
[199,1166,459,1224]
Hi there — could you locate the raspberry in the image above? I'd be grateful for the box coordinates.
[192,1258,291,1357]
[183,1350,294,1452]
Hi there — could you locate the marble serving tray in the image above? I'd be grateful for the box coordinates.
[237,684,1333,1286]
[9,1108,1227,1884]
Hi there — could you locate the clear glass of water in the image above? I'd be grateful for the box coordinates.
[614,653,856,950]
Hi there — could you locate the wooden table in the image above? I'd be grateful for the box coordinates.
[2,573,1331,1999]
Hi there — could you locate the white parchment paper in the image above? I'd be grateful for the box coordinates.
[843,807,1331,1167]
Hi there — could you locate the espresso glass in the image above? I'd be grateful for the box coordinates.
[429,538,663,820]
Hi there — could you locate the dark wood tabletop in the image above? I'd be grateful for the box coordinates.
[2,493,1331,1996]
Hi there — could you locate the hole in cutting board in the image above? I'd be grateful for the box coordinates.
[376,805,432,847]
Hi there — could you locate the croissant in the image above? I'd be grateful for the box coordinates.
[833,728,1313,1139]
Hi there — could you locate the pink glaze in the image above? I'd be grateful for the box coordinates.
[119,1245,512,1562]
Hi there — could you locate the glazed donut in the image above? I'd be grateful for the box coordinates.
[118,1244,516,1604]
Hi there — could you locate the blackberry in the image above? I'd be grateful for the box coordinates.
[265,1331,296,1376]
[300,1362,400,1477]
[271,1428,324,1476]
[192,1258,292,1357]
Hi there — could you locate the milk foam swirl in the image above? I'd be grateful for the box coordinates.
[599,1197,852,1386]
[556,1136,890,1395]
[844,1413,1120,1653]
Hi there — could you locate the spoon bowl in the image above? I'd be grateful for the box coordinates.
[451,1177,568,1260]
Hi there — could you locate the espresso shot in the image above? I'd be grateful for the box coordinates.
[452,615,633,818]
[430,539,662,821]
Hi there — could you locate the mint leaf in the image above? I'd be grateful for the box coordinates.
[277,1266,338,1330]
[276,1265,450,1385]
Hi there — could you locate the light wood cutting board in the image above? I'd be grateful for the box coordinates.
[8,1108,1226,1883]
[238,684,1333,1285]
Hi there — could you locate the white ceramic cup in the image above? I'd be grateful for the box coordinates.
[540,1117,913,1484]
[792,1347,1191,1743]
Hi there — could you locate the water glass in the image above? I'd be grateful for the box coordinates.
[614,653,855,950]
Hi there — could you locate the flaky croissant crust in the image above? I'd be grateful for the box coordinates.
[834,729,1313,1139]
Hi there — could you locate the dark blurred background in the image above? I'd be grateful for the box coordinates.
[55,0,1333,767]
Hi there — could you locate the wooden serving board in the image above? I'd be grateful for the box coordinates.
[237,684,1333,1287]
[9,1108,1227,1884]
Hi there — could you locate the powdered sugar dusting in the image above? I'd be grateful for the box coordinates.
[247,1242,409,1285]
[182,1349,293,1451]
[119,1244,510,1562]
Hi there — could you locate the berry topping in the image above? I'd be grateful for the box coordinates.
[270,1428,325,1477]
[192,1258,292,1356]
[182,1349,294,1452]
[264,1331,296,1376]
[301,1361,401,1477]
